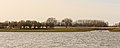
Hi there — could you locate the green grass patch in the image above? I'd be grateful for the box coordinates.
[109,28,120,32]
[0,28,95,32]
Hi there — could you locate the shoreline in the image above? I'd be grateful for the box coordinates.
[0,28,95,32]
[0,27,118,32]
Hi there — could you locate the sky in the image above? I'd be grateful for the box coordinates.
[0,0,120,25]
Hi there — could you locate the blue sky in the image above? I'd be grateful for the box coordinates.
[0,0,120,25]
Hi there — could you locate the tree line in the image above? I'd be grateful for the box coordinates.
[72,20,108,27]
[0,17,108,29]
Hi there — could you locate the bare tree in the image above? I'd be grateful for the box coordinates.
[46,17,57,28]
[62,18,72,28]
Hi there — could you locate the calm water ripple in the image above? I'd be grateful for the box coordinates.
[0,31,120,48]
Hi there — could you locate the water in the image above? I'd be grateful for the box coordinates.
[0,31,120,48]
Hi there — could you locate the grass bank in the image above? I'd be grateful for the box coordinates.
[109,28,120,32]
[0,27,95,32]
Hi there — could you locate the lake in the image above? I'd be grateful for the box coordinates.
[0,31,120,48]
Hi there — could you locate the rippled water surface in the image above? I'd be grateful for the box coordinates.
[0,31,120,48]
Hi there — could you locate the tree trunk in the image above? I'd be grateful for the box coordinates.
[29,26,32,29]
[65,24,68,28]
[34,26,36,29]
[46,26,48,29]
[66,25,68,28]
[23,26,25,29]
